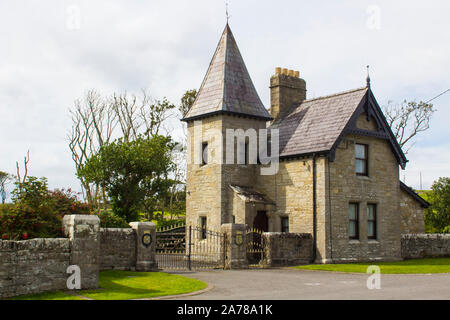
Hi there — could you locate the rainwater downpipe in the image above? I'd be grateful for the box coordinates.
[312,153,317,263]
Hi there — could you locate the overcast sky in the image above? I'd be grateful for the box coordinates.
[0,0,449,198]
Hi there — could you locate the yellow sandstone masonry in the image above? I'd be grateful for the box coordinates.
[183,24,427,264]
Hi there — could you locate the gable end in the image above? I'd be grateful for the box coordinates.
[400,181,430,208]
[329,89,408,169]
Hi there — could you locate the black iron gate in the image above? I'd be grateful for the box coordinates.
[155,224,187,270]
[246,227,265,266]
[156,225,226,270]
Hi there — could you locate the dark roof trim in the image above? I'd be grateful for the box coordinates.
[400,181,430,208]
[366,89,408,168]
[279,151,329,161]
[345,128,389,139]
[329,88,408,168]
[328,93,368,162]
[181,110,273,122]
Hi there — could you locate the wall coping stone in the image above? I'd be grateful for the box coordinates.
[402,234,450,239]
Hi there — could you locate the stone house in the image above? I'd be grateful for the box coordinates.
[182,24,429,263]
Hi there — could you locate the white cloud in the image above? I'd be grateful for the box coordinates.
[0,0,449,195]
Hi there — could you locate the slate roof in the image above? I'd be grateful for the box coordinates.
[270,87,369,157]
[400,181,430,208]
[230,185,275,204]
[182,24,272,121]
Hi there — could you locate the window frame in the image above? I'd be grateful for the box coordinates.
[367,203,377,240]
[200,216,207,239]
[349,202,359,240]
[201,142,208,166]
[281,217,289,233]
[355,143,369,176]
[244,141,249,165]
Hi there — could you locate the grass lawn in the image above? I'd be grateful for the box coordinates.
[10,270,207,300]
[293,257,450,274]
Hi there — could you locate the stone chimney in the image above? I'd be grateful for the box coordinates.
[270,67,306,120]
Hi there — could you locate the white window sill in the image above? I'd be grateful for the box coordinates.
[356,175,372,181]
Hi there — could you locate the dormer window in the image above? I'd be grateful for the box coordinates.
[355,144,368,176]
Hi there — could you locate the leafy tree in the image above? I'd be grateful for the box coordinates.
[164,88,197,221]
[425,177,450,233]
[383,100,435,153]
[77,135,174,222]
[11,176,48,208]
[179,89,197,118]
[69,89,176,207]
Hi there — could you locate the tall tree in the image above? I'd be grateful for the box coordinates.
[68,89,176,207]
[15,150,30,195]
[179,89,197,118]
[425,177,450,233]
[164,89,197,219]
[68,89,113,207]
[383,100,435,153]
[77,135,174,222]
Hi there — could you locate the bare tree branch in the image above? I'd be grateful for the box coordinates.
[383,100,435,154]
[15,150,30,194]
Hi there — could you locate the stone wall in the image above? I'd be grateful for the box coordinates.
[257,157,328,262]
[262,232,313,267]
[63,215,100,289]
[0,238,70,298]
[0,216,156,298]
[186,117,224,231]
[186,115,267,232]
[99,228,136,270]
[327,121,402,263]
[399,189,425,234]
[401,234,450,259]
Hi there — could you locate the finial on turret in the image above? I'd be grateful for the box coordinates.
[225,1,230,24]
[366,65,371,88]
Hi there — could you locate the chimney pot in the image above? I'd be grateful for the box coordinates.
[288,70,294,77]
[275,67,281,75]
[282,68,288,75]
[294,70,300,78]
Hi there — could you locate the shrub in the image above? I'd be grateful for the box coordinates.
[0,177,92,240]
[46,189,91,216]
[96,210,129,228]
[0,202,61,240]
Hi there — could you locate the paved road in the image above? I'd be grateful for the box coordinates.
[167,268,450,300]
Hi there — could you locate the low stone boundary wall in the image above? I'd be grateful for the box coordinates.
[0,238,70,299]
[100,228,136,270]
[402,234,450,259]
[0,215,157,299]
[262,232,313,267]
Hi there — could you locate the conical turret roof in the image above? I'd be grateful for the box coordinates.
[182,24,272,121]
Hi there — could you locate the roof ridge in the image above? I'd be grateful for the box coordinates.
[303,87,368,103]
